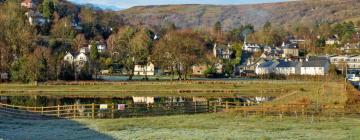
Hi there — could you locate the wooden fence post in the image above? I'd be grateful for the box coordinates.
[57,105,60,118]
[111,103,114,119]
[214,103,217,113]
[73,105,76,119]
[194,102,197,113]
[225,101,229,110]
[207,101,210,112]
[92,103,95,119]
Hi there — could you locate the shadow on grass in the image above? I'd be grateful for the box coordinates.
[0,116,114,140]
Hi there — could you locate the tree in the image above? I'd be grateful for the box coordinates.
[50,17,75,41]
[315,36,326,48]
[40,0,55,19]
[109,26,153,80]
[153,30,205,80]
[90,41,99,80]
[72,34,87,51]
[228,24,254,42]
[0,1,37,56]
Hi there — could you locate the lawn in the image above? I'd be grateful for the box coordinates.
[1,113,359,140]
[76,113,360,140]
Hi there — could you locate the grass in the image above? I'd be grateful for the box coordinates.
[76,113,360,140]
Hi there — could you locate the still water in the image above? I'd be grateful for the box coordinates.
[0,95,275,107]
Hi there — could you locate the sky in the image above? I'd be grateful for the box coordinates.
[69,0,291,10]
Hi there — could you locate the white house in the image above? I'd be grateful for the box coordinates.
[244,42,261,52]
[63,52,74,64]
[330,55,360,69]
[274,60,301,75]
[213,43,232,59]
[326,36,340,45]
[281,42,299,58]
[88,42,107,53]
[74,53,88,67]
[255,60,279,75]
[192,65,208,75]
[300,60,330,75]
[134,62,155,76]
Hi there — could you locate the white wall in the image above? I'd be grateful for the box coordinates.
[134,63,155,76]
[300,67,325,75]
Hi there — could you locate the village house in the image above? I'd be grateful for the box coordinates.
[281,42,299,58]
[238,55,267,74]
[243,42,261,52]
[88,41,107,53]
[63,52,89,71]
[21,0,36,9]
[63,52,74,65]
[134,62,155,76]
[326,35,340,45]
[300,60,330,75]
[213,43,232,59]
[330,55,360,70]
[25,10,46,26]
[261,46,282,60]
[192,65,208,76]
[74,53,88,68]
[255,60,279,75]
[274,60,301,75]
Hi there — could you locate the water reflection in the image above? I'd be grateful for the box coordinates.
[0,95,275,107]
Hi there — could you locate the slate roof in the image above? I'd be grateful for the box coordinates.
[276,60,300,68]
[308,56,328,61]
[258,61,277,68]
[301,60,329,67]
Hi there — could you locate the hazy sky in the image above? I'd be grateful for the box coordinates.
[69,0,291,10]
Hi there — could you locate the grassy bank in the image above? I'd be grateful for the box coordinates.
[76,113,360,140]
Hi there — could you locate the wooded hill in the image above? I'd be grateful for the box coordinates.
[116,0,360,30]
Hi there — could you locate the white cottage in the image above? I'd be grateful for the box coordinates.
[300,60,330,75]
[244,42,261,52]
[255,60,279,75]
[134,62,155,76]
[63,52,74,64]
[274,60,301,75]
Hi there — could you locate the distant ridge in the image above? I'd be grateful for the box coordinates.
[115,0,360,30]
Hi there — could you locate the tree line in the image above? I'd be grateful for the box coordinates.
[0,0,359,82]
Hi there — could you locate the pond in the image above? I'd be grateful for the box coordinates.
[0,94,276,118]
[0,95,275,107]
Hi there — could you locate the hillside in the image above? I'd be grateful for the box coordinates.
[117,0,360,30]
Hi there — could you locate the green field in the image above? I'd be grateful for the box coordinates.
[1,113,359,140]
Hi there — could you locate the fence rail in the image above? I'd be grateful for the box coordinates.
[1,102,360,120]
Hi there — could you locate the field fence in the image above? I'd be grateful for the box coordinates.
[1,102,359,120]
